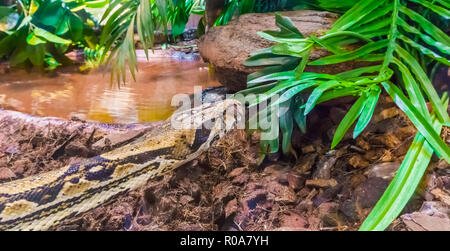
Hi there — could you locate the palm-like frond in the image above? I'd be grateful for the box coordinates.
[238,0,449,230]
[99,0,197,85]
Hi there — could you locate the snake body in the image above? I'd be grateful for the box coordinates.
[0,99,242,231]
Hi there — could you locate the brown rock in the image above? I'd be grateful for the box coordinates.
[431,188,450,206]
[348,155,369,168]
[279,212,308,230]
[374,107,400,122]
[228,167,245,178]
[199,11,373,91]
[232,173,250,185]
[305,179,338,188]
[0,167,16,180]
[366,162,400,180]
[402,213,450,231]
[286,171,305,190]
[294,153,317,174]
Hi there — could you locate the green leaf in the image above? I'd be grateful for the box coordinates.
[247,71,296,86]
[399,35,450,66]
[273,82,316,106]
[26,44,45,67]
[304,80,340,115]
[395,45,449,123]
[382,81,450,163]
[409,0,450,19]
[353,86,381,138]
[26,32,47,45]
[329,0,387,32]
[279,100,294,155]
[293,95,307,133]
[33,27,72,45]
[309,40,388,65]
[400,6,450,46]
[360,95,447,230]
[331,94,367,148]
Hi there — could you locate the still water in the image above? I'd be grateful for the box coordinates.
[0,50,220,124]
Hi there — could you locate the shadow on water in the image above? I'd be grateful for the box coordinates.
[0,50,220,124]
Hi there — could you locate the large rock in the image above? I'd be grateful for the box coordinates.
[199,11,370,92]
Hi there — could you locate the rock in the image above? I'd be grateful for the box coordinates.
[348,155,369,168]
[312,150,338,179]
[339,200,359,222]
[401,212,450,231]
[419,201,449,217]
[232,173,250,185]
[317,202,340,227]
[354,177,390,209]
[0,167,16,180]
[430,188,450,206]
[366,162,400,180]
[286,171,305,191]
[199,11,372,91]
[373,107,400,122]
[279,212,308,230]
[294,153,317,174]
[305,179,338,188]
[228,167,245,178]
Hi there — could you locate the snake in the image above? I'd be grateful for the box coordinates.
[0,99,243,231]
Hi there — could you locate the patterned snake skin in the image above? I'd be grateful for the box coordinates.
[0,99,242,231]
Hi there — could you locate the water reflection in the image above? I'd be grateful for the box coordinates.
[0,50,220,124]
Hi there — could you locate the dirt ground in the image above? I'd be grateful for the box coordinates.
[1,93,449,231]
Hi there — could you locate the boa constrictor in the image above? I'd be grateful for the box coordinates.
[0,99,242,231]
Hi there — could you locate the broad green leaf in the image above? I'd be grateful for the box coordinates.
[397,18,450,55]
[331,94,367,148]
[336,65,382,79]
[309,40,388,65]
[33,27,71,45]
[399,35,450,66]
[293,95,307,133]
[361,95,448,230]
[329,0,387,32]
[273,82,316,106]
[316,87,359,104]
[247,71,296,86]
[26,32,46,45]
[409,0,450,19]
[353,86,381,138]
[392,57,429,117]
[400,6,450,46]
[304,80,340,114]
[395,45,449,123]
[279,100,294,155]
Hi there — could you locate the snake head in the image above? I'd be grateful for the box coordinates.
[171,99,244,150]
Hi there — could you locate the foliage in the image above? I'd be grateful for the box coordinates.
[99,0,294,85]
[237,0,449,230]
[0,0,103,70]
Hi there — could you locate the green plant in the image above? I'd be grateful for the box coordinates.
[99,0,294,85]
[237,0,449,230]
[0,0,103,70]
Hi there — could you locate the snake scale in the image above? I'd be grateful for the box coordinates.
[0,99,242,231]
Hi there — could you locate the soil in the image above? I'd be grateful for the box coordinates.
[1,94,449,231]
